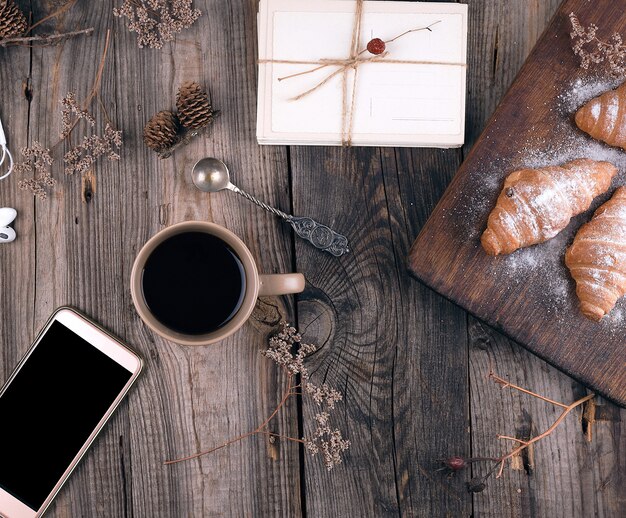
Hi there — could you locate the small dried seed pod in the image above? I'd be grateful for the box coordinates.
[143,110,180,153]
[467,477,487,493]
[443,456,466,472]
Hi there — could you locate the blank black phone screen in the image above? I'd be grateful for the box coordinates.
[0,320,133,510]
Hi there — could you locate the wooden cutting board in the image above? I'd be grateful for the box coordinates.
[409,0,626,406]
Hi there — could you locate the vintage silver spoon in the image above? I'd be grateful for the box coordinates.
[191,157,350,256]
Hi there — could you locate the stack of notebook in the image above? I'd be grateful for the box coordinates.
[257,0,468,147]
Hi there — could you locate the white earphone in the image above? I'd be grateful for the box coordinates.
[0,116,14,181]
[0,207,17,243]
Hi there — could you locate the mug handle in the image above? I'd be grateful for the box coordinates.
[258,273,305,296]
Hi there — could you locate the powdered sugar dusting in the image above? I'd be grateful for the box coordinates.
[447,75,626,330]
[591,101,601,120]
[559,76,622,113]
[606,96,619,127]
[605,306,625,327]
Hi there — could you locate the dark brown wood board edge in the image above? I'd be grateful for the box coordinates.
[406,0,626,408]
[406,0,570,294]
[407,0,570,281]
[411,274,625,407]
[453,0,569,185]
[410,0,570,254]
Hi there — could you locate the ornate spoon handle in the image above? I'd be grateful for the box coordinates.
[286,217,350,257]
[229,185,350,256]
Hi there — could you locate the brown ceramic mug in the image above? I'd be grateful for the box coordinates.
[130,221,305,346]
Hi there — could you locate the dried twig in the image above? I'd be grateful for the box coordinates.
[28,0,78,31]
[438,371,595,493]
[276,20,442,83]
[165,374,297,464]
[383,20,441,44]
[0,0,93,48]
[85,31,111,108]
[51,30,112,150]
[489,373,569,409]
[489,374,594,479]
[165,322,350,471]
[0,27,93,47]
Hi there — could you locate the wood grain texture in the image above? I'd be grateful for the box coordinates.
[111,0,303,514]
[4,0,301,517]
[409,0,626,406]
[0,3,35,395]
[0,0,624,517]
[292,145,470,517]
[465,1,626,514]
[469,320,626,518]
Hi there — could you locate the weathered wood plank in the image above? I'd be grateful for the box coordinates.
[21,0,300,516]
[384,146,473,517]
[114,0,302,515]
[0,4,36,385]
[469,320,626,518]
[463,2,626,517]
[0,0,624,517]
[296,1,624,517]
[27,2,133,516]
[291,145,470,515]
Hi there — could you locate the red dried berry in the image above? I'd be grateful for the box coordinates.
[366,38,386,55]
[444,456,466,472]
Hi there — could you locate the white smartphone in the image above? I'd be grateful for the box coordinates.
[0,307,142,518]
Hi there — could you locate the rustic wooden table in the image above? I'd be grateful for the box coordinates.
[0,1,624,517]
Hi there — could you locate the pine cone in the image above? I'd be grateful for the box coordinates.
[0,0,28,39]
[176,81,214,129]
[143,110,180,153]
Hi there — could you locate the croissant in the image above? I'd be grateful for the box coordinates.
[575,82,626,149]
[481,159,617,255]
[566,187,626,321]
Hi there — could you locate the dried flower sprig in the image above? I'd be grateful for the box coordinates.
[437,371,594,493]
[15,143,56,199]
[64,124,122,176]
[165,321,350,471]
[113,0,202,49]
[569,12,626,76]
[15,32,123,200]
[60,92,95,139]
[274,20,442,97]
[262,323,348,470]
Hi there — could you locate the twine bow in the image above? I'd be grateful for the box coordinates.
[259,0,467,146]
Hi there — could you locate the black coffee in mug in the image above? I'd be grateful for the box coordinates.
[141,232,246,335]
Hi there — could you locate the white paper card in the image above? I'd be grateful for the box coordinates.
[257,0,468,147]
